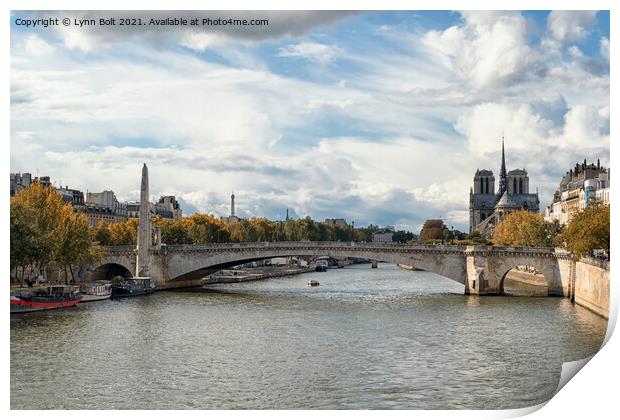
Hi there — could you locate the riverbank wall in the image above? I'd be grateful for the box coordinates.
[573,258,610,319]
[203,266,312,285]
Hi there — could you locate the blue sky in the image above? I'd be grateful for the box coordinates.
[10,11,610,232]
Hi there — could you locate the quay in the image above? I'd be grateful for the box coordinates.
[204,266,313,285]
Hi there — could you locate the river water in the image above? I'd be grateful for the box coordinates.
[10,264,607,410]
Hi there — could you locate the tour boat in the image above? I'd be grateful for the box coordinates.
[80,281,112,302]
[111,277,155,299]
[308,280,320,287]
[10,285,82,314]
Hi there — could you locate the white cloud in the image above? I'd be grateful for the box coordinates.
[553,105,610,149]
[455,102,553,157]
[20,34,56,56]
[277,42,340,63]
[9,11,610,232]
[568,45,584,59]
[422,12,535,89]
[547,11,598,42]
[600,37,610,61]
[306,99,355,110]
[179,32,231,51]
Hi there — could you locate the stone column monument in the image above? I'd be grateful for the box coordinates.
[136,163,151,277]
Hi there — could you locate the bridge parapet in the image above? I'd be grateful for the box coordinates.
[160,241,469,254]
[464,246,557,258]
[96,242,572,296]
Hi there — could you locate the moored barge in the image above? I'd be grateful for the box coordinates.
[111,277,155,299]
[10,285,82,314]
[80,281,112,302]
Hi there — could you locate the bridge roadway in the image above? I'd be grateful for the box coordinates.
[88,241,574,296]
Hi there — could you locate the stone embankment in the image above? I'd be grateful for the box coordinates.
[203,266,312,285]
[573,257,609,319]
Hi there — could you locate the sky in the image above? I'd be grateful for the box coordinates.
[10,10,610,232]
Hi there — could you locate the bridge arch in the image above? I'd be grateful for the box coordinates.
[161,243,468,286]
[499,265,551,296]
[483,249,563,296]
[89,262,133,281]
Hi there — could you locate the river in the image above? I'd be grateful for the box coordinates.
[10,263,607,409]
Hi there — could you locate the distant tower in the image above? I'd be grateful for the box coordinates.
[230,192,235,217]
[498,136,507,197]
[136,163,151,277]
[286,208,289,221]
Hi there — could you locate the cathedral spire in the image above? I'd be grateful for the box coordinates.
[498,136,507,196]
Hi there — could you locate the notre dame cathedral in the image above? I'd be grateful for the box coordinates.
[469,139,540,238]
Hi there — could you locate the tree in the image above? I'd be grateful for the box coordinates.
[158,218,191,245]
[108,218,139,245]
[10,210,36,283]
[392,230,417,243]
[419,219,447,243]
[556,203,609,258]
[54,207,104,282]
[10,182,66,280]
[10,182,104,283]
[492,210,557,247]
[94,219,111,245]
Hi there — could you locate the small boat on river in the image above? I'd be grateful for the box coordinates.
[111,277,155,299]
[308,280,320,287]
[10,285,82,314]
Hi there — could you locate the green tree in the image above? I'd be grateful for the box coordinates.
[392,230,417,243]
[556,203,609,258]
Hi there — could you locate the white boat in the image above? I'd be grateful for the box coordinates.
[80,282,112,302]
[308,280,320,287]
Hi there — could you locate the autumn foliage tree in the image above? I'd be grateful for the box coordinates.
[492,210,558,247]
[107,218,139,245]
[54,206,104,281]
[10,182,103,282]
[556,203,610,258]
[419,219,449,243]
[98,213,411,245]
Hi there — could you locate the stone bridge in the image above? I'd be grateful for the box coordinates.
[87,241,575,296]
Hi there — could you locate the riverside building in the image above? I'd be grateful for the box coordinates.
[545,159,610,225]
